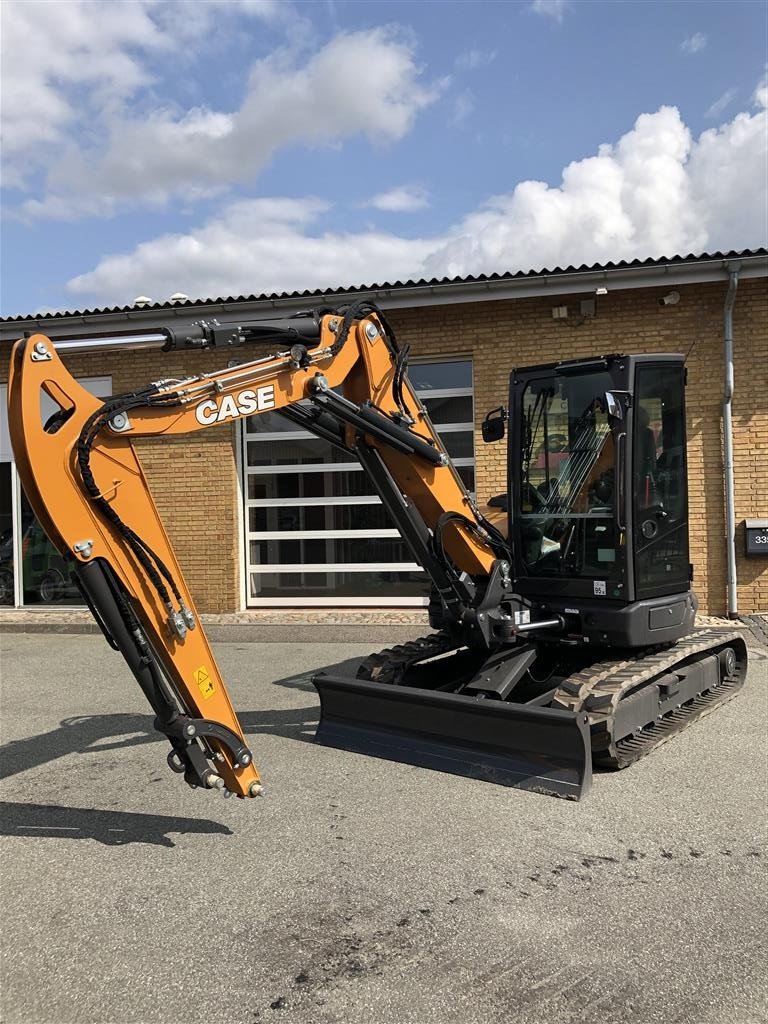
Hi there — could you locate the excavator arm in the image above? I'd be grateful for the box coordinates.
[8,302,510,798]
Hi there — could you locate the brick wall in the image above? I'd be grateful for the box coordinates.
[385,277,767,615]
[2,275,766,614]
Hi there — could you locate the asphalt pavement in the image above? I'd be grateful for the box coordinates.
[0,633,766,1024]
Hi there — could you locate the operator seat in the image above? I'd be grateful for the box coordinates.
[479,493,509,538]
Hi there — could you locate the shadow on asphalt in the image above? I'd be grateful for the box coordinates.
[0,801,232,847]
[0,654,367,783]
[0,707,321,782]
[269,656,365,691]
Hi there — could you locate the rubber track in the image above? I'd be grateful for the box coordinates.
[552,628,748,770]
[356,632,461,685]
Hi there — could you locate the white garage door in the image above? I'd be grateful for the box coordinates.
[241,359,475,606]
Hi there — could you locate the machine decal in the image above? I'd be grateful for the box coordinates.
[593,580,607,596]
[195,385,276,425]
[194,666,215,699]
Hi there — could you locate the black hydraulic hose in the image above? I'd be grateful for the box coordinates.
[76,394,185,612]
[392,342,411,419]
[433,511,511,578]
[73,559,179,725]
[328,298,399,358]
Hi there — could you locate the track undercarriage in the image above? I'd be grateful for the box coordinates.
[313,628,748,800]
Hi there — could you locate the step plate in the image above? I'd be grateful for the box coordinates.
[312,673,593,800]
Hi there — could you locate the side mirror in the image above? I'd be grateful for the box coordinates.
[604,391,623,420]
[482,406,508,443]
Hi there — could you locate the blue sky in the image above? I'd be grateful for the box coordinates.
[1,0,766,316]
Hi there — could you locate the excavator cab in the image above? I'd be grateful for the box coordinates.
[317,352,745,799]
[507,354,696,647]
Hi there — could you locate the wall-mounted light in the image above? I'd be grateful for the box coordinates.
[595,286,608,296]
[659,290,681,307]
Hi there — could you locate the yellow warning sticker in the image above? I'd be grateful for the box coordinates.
[194,666,215,700]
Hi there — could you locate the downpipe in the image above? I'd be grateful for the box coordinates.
[722,268,739,619]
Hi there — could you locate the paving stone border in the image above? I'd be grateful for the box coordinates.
[0,608,761,646]
[0,607,432,643]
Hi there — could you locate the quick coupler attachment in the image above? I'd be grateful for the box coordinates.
[312,674,593,800]
[158,715,256,796]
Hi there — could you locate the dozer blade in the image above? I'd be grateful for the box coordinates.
[312,674,593,800]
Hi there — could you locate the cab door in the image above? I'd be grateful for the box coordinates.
[632,360,690,600]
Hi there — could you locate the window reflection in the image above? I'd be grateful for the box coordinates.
[633,365,689,597]
[19,492,81,604]
[519,372,620,580]
[250,570,428,601]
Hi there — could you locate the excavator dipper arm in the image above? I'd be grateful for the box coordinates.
[7,304,506,798]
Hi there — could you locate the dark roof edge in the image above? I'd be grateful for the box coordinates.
[2,248,766,332]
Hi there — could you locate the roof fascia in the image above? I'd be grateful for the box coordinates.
[2,254,765,340]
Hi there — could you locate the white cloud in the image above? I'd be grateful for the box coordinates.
[66,198,433,301]
[368,186,430,212]
[454,49,497,71]
[531,1,567,24]
[687,81,768,252]
[149,0,285,38]
[681,32,707,55]
[450,90,475,128]
[0,0,278,184]
[754,68,768,109]
[3,4,439,215]
[65,80,768,307]
[705,88,738,120]
[1,1,162,169]
[427,85,766,276]
[426,106,699,277]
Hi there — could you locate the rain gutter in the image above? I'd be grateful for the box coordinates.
[722,265,740,618]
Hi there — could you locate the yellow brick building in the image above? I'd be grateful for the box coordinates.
[1,250,766,616]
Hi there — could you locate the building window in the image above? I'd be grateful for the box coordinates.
[0,462,13,605]
[241,359,474,606]
[0,377,112,607]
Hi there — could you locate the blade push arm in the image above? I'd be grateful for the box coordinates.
[8,304,507,797]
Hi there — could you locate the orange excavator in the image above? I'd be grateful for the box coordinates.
[7,301,747,800]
